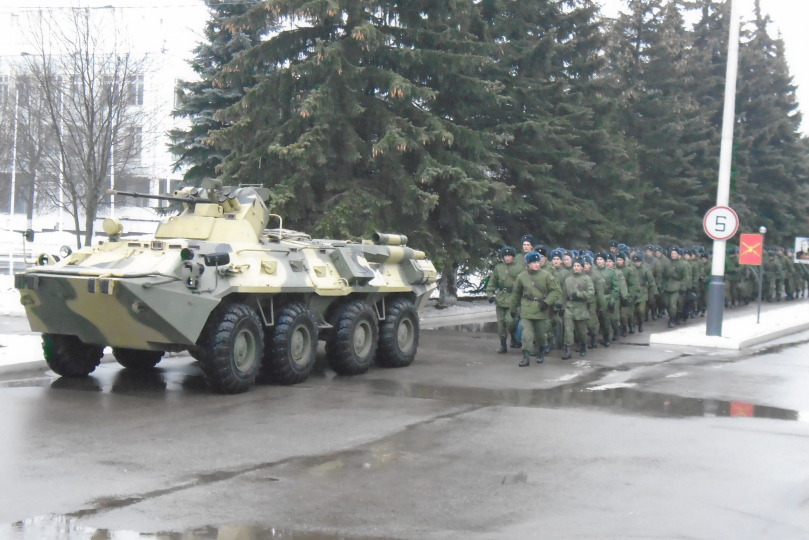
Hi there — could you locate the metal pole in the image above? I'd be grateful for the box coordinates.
[706,0,741,336]
[8,87,19,277]
[757,264,763,324]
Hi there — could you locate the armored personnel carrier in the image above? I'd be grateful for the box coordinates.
[15,181,437,393]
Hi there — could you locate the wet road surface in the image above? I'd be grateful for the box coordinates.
[1,319,808,539]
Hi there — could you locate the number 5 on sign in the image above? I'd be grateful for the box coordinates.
[703,206,739,241]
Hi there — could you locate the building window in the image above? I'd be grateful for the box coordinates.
[0,76,8,106]
[127,126,143,162]
[128,75,144,106]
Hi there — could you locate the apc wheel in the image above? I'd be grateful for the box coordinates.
[42,334,104,377]
[112,348,164,370]
[259,302,318,385]
[326,300,378,376]
[197,303,264,394]
[376,298,419,368]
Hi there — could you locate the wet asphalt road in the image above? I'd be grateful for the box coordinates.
[0,315,808,539]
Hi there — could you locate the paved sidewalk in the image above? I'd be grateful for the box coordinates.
[648,299,809,349]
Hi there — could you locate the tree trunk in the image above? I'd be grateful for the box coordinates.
[436,261,459,309]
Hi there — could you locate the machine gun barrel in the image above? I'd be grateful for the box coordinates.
[107,189,213,204]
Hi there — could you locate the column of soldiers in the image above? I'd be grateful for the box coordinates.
[486,237,809,368]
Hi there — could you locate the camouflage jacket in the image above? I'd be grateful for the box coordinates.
[486,261,524,307]
[563,272,595,321]
[510,268,563,320]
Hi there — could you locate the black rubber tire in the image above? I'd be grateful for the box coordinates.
[259,302,318,385]
[196,303,264,394]
[376,298,419,368]
[326,300,378,376]
[112,348,164,370]
[42,334,104,377]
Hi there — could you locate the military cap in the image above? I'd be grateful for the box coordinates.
[499,246,517,257]
[520,234,535,245]
[609,239,619,247]
[534,244,549,257]
[644,244,655,251]
[631,252,643,262]
[595,251,609,261]
[525,251,542,264]
[616,251,628,260]
[573,256,585,266]
[550,249,564,259]
[583,255,594,266]
[607,253,617,262]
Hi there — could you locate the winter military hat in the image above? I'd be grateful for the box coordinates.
[616,251,628,261]
[535,244,549,257]
[596,251,609,261]
[525,251,542,264]
[520,234,535,245]
[631,252,643,262]
[499,246,517,257]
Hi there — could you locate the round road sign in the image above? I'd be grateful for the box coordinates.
[703,206,739,241]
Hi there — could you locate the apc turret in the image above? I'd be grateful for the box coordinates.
[15,182,437,393]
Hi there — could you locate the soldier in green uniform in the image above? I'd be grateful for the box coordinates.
[771,248,784,301]
[662,246,688,327]
[561,257,595,359]
[725,247,740,307]
[510,251,563,367]
[486,246,523,353]
[615,251,639,335]
[548,249,570,349]
[595,252,620,347]
[606,254,629,339]
[652,245,668,319]
[518,235,535,268]
[632,252,657,333]
[583,255,604,349]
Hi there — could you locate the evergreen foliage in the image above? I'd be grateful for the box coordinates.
[171,0,809,287]
[169,0,266,184]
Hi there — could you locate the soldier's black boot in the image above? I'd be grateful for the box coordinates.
[637,322,643,333]
[579,342,587,357]
[589,335,597,349]
[536,348,544,364]
[601,332,611,347]
[497,339,507,354]
[628,323,635,334]
[667,317,674,329]
[561,346,572,360]
[518,350,531,367]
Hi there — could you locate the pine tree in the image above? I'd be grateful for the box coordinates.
[209,1,512,283]
[169,0,265,184]
[483,0,634,247]
[605,0,716,245]
[733,1,809,244]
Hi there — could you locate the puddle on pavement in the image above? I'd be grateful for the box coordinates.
[357,378,803,422]
[0,518,396,539]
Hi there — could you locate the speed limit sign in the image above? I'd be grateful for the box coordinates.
[703,206,739,241]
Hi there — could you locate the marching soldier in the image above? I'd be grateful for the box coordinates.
[662,246,688,327]
[561,257,596,359]
[510,251,563,367]
[632,252,657,333]
[486,246,523,353]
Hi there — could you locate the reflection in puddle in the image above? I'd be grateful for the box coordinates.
[356,378,803,422]
[0,517,396,539]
